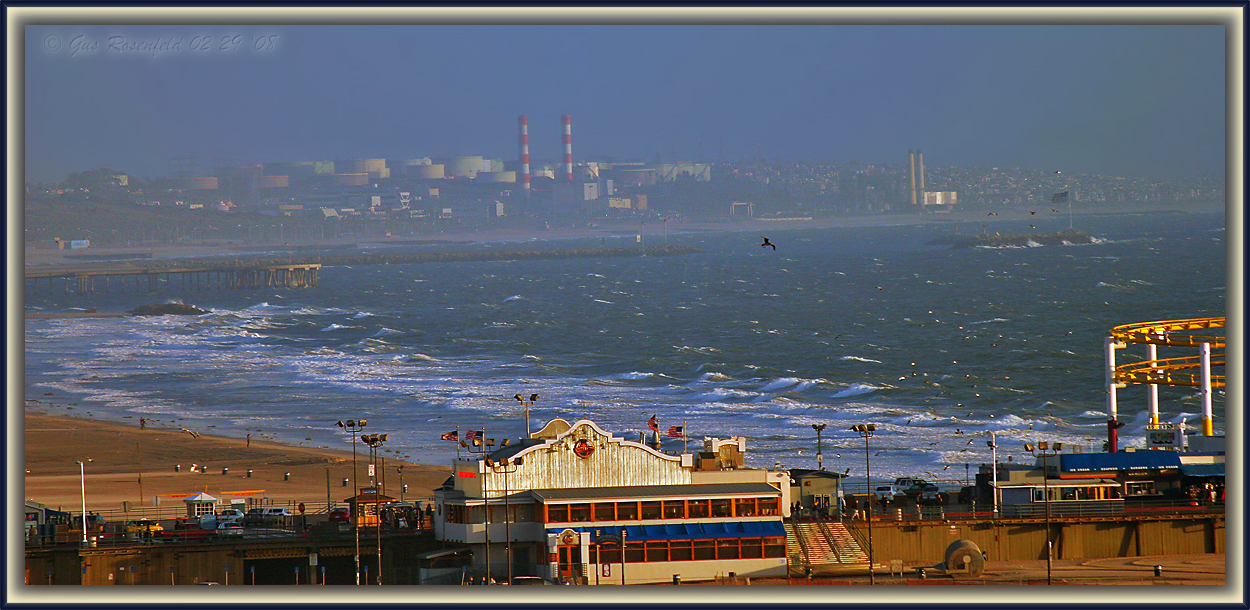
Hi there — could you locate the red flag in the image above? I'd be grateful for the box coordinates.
[465,429,482,441]
[647,415,658,432]
[440,430,458,441]
[666,426,684,438]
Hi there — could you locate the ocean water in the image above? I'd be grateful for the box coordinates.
[23,208,1227,487]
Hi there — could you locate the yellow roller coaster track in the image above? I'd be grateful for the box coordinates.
[1110,317,1225,388]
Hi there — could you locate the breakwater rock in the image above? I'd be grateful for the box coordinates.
[926,229,1095,249]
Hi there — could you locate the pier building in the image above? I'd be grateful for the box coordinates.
[432,419,791,584]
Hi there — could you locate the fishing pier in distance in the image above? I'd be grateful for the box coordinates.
[24,262,322,296]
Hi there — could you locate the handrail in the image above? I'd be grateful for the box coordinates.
[1109,317,1225,348]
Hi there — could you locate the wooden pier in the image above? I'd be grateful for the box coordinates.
[24,263,321,296]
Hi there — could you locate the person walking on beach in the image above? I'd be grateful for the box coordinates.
[139,417,146,430]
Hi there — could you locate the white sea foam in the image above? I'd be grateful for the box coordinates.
[503,295,524,302]
[839,356,882,364]
[321,324,354,332]
[970,318,1009,325]
[831,383,882,398]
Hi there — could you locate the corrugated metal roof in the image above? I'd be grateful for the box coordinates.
[530,482,779,502]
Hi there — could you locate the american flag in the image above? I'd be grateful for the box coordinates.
[647,415,658,432]
[465,429,482,441]
[1051,191,1069,203]
[440,430,458,441]
[666,426,684,438]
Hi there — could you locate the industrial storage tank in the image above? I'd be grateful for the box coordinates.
[435,156,485,178]
[474,171,516,183]
[334,159,389,179]
[405,164,445,179]
[334,173,370,186]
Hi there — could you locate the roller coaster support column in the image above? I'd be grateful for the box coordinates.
[1105,337,1126,452]
[1147,342,1159,426]
[1200,343,1213,436]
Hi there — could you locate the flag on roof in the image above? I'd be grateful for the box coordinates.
[465,429,482,441]
[1051,191,1069,203]
[666,426,684,438]
[440,430,458,441]
[647,415,658,432]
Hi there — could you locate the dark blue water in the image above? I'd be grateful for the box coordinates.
[24,208,1226,485]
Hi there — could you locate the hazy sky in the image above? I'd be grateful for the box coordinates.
[23,20,1227,182]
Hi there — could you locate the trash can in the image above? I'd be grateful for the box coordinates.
[673,575,681,585]
[284,472,290,481]
[247,469,252,478]
[222,467,229,475]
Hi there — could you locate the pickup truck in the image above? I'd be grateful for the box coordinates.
[894,477,940,495]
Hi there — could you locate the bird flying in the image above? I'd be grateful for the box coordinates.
[760,237,775,250]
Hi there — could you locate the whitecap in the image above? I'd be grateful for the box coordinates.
[503,295,524,302]
[321,324,355,332]
[970,318,1009,325]
[830,383,882,398]
[353,311,376,318]
[592,299,614,305]
[840,356,882,364]
[372,327,403,337]
[758,377,802,392]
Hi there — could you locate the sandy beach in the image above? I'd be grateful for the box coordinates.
[22,405,451,514]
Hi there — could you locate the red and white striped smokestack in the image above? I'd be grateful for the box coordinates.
[518,115,531,195]
[562,114,573,181]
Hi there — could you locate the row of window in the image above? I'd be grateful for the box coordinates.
[584,537,787,563]
[546,497,780,523]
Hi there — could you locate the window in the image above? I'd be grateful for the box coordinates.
[447,505,466,524]
[763,537,786,558]
[594,503,615,521]
[740,537,763,559]
[596,544,621,564]
[669,540,692,561]
[687,499,709,518]
[758,498,778,516]
[624,542,645,563]
[734,498,756,517]
[616,502,638,521]
[646,541,668,562]
[663,500,685,519]
[640,501,662,520]
[546,504,568,523]
[569,504,592,522]
[717,538,740,559]
[692,540,716,561]
[711,499,732,517]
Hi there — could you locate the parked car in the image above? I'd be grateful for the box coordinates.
[509,576,557,585]
[124,519,164,539]
[875,485,906,501]
[262,507,292,526]
[894,477,940,495]
[243,508,268,527]
[328,507,351,522]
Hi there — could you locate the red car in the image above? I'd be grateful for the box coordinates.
[328,507,351,522]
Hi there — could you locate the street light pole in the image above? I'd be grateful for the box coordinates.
[337,419,367,585]
[1025,441,1061,585]
[489,457,521,584]
[851,424,876,584]
[74,460,89,545]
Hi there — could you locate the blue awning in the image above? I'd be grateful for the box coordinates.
[1179,463,1224,477]
[547,520,786,542]
[1060,451,1181,473]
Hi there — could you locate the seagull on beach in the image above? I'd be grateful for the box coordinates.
[760,237,775,250]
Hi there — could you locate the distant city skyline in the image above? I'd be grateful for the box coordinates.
[21,13,1231,184]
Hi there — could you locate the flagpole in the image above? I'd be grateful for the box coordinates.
[682,420,688,454]
[456,426,461,460]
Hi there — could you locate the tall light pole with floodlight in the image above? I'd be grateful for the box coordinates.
[336,419,367,585]
[850,423,876,584]
[362,433,388,585]
[488,452,521,584]
[987,432,999,517]
[1025,440,1061,585]
[514,393,539,438]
